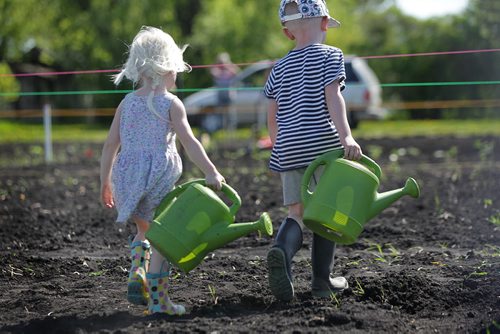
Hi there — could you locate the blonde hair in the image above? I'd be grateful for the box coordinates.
[113,26,191,120]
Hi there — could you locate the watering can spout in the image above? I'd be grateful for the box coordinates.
[368,177,420,221]
[202,212,273,246]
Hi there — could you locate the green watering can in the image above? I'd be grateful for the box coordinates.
[302,149,420,245]
[145,179,273,273]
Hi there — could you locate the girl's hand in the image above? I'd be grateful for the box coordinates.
[101,182,115,208]
[205,172,225,191]
[342,136,362,161]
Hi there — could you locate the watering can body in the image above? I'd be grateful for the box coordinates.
[302,149,420,245]
[145,179,273,272]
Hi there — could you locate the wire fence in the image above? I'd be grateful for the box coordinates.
[1,48,499,119]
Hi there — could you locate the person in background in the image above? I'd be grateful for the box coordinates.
[264,0,362,301]
[210,52,240,107]
[100,26,225,315]
[200,52,241,136]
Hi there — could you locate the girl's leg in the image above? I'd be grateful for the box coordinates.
[127,216,151,305]
[146,248,186,315]
[132,217,150,245]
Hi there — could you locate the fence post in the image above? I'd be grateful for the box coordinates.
[43,103,53,163]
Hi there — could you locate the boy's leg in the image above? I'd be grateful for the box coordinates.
[311,233,348,298]
[267,168,305,301]
[267,215,303,301]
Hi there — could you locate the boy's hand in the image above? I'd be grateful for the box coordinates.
[205,172,226,191]
[100,182,115,208]
[342,136,362,161]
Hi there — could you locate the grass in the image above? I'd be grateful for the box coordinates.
[0,120,110,143]
[0,118,499,144]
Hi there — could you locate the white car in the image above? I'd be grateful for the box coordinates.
[183,56,385,131]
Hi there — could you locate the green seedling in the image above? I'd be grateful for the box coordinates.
[445,146,458,161]
[89,270,108,277]
[366,241,400,263]
[23,267,35,277]
[346,260,361,266]
[352,278,365,297]
[29,145,43,156]
[485,320,499,334]
[483,198,493,208]
[248,256,262,266]
[208,284,218,305]
[488,213,500,226]
[378,287,388,304]
[367,242,385,262]
[386,244,400,258]
[481,244,500,257]
[465,260,489,280]
[329,292,341,309]
[434,191,443,215]
[474,139,494,161]
[439,242,449,249]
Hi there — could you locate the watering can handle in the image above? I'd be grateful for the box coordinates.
[154,180,200,218]
[217,181,242,217]
[359,155,382,179]
[301,149,344,206]
[301,149,382,205]
[155,179,242,218]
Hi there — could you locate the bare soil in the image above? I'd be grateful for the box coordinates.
[0,135,499,333]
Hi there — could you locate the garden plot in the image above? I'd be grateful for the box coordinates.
[0,135,499,333]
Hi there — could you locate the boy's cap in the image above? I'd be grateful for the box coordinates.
[279,0,341,28]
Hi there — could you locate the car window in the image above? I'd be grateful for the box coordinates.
[345,62,359,83]
[240,68,271,87]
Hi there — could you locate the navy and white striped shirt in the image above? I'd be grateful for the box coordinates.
[264,44,346,172]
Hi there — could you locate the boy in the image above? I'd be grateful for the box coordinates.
[264,0,362,301]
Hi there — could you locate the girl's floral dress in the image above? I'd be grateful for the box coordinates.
[112,92,182,223]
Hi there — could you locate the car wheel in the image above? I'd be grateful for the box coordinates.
[348,110,359,129]
[201,113,224,133]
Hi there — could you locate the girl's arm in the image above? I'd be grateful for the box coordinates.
[325,80,362,160]
[170,97,225,190]
[100,104,122,208]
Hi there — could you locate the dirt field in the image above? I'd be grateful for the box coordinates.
[0,135,499,333]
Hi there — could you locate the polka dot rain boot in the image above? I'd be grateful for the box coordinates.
[127,240,151,305]
[146,271,186,315]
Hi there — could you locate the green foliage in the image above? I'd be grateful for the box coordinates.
[0,0,498,118]
[0,63,19,105]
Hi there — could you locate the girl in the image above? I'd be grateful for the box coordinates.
[100,26,225,315]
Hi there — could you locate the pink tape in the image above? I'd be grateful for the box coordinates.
[1,49,499,77]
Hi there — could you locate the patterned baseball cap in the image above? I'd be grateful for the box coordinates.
[279,0,341,28]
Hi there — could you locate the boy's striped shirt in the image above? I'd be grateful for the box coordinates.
[264,44,346,172]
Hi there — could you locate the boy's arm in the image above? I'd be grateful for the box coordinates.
[325,80,362,160]
[170,97,225,189]
[267,99,279,146]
